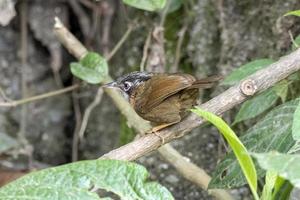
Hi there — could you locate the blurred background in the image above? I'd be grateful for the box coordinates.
[0,0,300,199]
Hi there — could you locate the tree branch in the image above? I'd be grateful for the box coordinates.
[0,84,79,107]
[102,48,300,160]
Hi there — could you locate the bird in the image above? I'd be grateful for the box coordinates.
[104,71,221,141]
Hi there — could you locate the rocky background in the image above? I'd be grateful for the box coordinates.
[0,0,300,199]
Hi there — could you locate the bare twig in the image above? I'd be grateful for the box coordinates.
[0,86,12,102]
[170,25,187,73]
[79,88,104,140]
[19,0,28,142]
[68,0,90,39]
[79,0,95,10]
[0,85,79,107]
[140,31,152,71]
[288,30,298,48]
[54,17,88,59]
[72,84,82,162]
[159,0,172,27]
[159,144,233,200]
[100,1,114,57]
[49,45,63,87]
[106,25,134,61]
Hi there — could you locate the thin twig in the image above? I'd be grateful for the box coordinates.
[100,1,114,57]
[159,0,172,27]
[288,30,298,48]
[159,145,234,200]
[106,25,134,61]
[140,31,152,71]
[19,0,28,143]
[0,85,79,107]
[72,83,82,162]
[170,25,187,73]
[68,0,90,39]
[0,86,12,102]
[79,88,104,140]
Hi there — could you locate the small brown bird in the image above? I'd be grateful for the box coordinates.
[104,71,221,132]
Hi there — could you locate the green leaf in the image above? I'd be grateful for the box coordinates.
[233,89,278,124]
[0,132,18,153]
[210,98,299,189]
[253,152,300,188]
[222,59,274,85]
[123,0,166,11]
[0,159,174,200]
[191,108,259,200]
[70,52,108,84]
[284,10,300,17]
[261,170,277,200]
[292,101,300,140]
[273,80,289,102]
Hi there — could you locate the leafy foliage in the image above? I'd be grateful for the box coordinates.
[233,88,278,124]
[123,0,166,11]
[191,108,259,199]
[0,132,18,153]
[222,59,274,85]
[253,152,300,188]
[0,159,174,200]
[209,98,299,188]
[70,52,108,84]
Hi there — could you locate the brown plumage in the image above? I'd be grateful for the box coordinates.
[104,71,221,127]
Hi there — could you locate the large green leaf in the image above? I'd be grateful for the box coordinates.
[222,59,274,85]
[209,98,299,189]
[0,132,18,153]
[70,52,108,84]
[233,88,278,124]
[191,108,259,200]
[253,152,300,188]
[292,101,300,140]
[123,0,166,11]
[0,159,174,200]
[284,10,300,17]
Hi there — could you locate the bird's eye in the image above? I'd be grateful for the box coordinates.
[123,81,132,91]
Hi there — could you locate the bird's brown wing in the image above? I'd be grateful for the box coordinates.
[135,74,195,113]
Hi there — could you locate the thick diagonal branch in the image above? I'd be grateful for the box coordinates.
[102,48,300,160]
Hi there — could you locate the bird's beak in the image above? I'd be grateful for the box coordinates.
[102,81,118,88]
